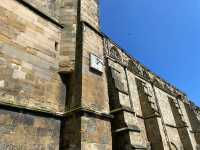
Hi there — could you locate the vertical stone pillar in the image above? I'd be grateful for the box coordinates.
[58,0,79,72]
[80,0,100,30]
[106,58,146,150]
[60,0,112,149]
[168,96,194,149]
[136,79,168,150]
[184,102,200,146]
[58,0,100,73]
[78,22,112,150]
[57,0,100,107]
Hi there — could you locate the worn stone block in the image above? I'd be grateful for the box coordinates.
[0,109,60,150]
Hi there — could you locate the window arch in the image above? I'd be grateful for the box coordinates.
[109,46,121,60]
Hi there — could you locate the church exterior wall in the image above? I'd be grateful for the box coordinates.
[0,0,199,149]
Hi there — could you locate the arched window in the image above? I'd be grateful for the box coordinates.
[109,46,121,60]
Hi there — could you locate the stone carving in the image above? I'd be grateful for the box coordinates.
[104,39,128,66]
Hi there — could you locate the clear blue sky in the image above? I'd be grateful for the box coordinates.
[100,0,200,106]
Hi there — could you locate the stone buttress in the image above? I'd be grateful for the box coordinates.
[60,0,113,149]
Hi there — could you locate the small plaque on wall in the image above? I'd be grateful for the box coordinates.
[90,53,104,73]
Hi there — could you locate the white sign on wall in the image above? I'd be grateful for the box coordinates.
[90,53,104,73]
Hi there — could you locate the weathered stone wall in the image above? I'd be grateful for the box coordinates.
[0,0,199,150]
[155,88,183,149]
[185,102,200,146]
[81,116,112,150]
[107,58,148,149]
[136,79,169,150]
[56,20,112,149]
[103,35,200,150]
[81,24,109,113]
[179,100,198,148]
[22,0,60,20]
[61,115,81,149]
[0,108,60,150]
[77,23,112,149]
[0,0,64,113]
[58,0,78,72]
[81,0,100,30]
[58,0,99,72]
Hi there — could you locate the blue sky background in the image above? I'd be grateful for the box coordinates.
[100,0,200,106]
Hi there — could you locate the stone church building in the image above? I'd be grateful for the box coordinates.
[0,0,199,149]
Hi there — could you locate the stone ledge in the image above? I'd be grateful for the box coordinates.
[0,101,62,119]
[114,125,141,134]
[63,107,114,120]
[117,88,129,95]
[110,106,135,114]
[0,101,113,120]
[137,112,161,120]
[165,123,188,129]
[131,144,147,149]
